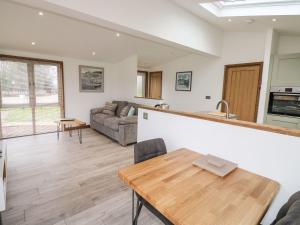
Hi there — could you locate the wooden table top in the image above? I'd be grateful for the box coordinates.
[118,149,279,225]
[55,119,86,126]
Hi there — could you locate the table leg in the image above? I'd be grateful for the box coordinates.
[132,190,135,225]
[69,125,72,137]
[57,123,60,140]
[79,128,82,144]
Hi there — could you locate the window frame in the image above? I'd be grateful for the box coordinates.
[0,54,65,138]
[136,70,149,98]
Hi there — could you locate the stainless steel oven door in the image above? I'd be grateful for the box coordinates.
[268,93,300,117]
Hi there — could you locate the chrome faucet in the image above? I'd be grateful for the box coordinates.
[216,100,230,119]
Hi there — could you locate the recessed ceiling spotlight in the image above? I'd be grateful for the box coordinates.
[272,18,277,22]
[92,52,96,56]
[31,41,36,46]
[116,33,120,37]
[228,18,232,22]
[38,11,44,16]
[244,18,255,24]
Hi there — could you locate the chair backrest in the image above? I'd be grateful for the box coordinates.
[271,191,300,225]
[134,138,167,164]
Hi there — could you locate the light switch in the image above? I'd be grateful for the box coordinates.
[143,112,148,120]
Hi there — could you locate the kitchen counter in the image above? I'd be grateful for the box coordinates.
[195,111,238,119]
[138,105,300,138]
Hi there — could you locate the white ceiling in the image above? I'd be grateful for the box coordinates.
[0,0,191,68]
[2,0,300,67]
[172,0,300,34]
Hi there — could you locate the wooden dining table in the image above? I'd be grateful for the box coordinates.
[118,148,279,225]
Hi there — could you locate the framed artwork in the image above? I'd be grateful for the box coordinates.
[175,71,192,91]
[79,65,104,92]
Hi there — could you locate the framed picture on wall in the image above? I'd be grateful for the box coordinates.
[175,71,192,91]
[79,65,104,92]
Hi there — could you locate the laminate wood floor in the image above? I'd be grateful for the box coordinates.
[2,129,163,225]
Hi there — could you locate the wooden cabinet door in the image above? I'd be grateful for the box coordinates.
[223,63,262,122]
[266,115,300,129]
[149,71,162,99]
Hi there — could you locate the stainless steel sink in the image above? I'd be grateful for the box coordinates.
[195,111,238,119]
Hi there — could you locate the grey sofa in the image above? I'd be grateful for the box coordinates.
[90,101,138,146]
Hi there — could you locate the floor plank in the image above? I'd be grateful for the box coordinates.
[2,129,163,225]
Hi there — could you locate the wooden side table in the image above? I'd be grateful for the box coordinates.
[55,119,86,144]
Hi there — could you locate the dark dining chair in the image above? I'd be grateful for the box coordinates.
[270,191,300,225]
[132,138,173,225]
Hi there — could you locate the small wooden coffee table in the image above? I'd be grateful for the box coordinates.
[55,119,86,144]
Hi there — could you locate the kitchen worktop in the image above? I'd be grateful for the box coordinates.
[139,105,300,138]
[195,111,238,119]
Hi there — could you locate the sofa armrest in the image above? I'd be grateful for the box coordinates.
[90,107,104,115]
[119,116,137,125]
[119,123,137,146]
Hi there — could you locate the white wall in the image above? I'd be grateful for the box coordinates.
[221,32,266,64]
[114,54,163,106]
[12,0,223,56]
[257,29,279,123]
[151,32,267,112]
[154,54,222,112]
[138,108,300,225]
[63,59,117,122]
[0,49,118,123]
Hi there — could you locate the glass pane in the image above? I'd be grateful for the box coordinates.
[34,64,59,104]
[0,107,33,138]
[271,94,300,117]
[137,72,146,97]
[0,60,33,138]
[218,0,293,6]
[35,106,60,133]
[34,64,61,133]
[0,61,30,106]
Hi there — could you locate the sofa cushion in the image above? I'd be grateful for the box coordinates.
[127,106,135,117]
[104,117,121,131]
[113,101,128,117]
[93,113,114,125]
[120,105,130,117]
[102,102,117,116]
[128,102,139,115]
[119,116,137,125]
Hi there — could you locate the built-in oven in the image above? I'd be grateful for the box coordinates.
[268,87,300,117]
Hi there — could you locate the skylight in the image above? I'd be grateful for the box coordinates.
[216,0,300,7]
[200,0,300,17]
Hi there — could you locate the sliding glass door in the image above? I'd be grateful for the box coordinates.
[0,60,33,137]
[0,56,64,138]
[34,64,63,134]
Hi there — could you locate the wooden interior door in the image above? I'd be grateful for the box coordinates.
[149,71,162,99]
[222,63,262,122]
